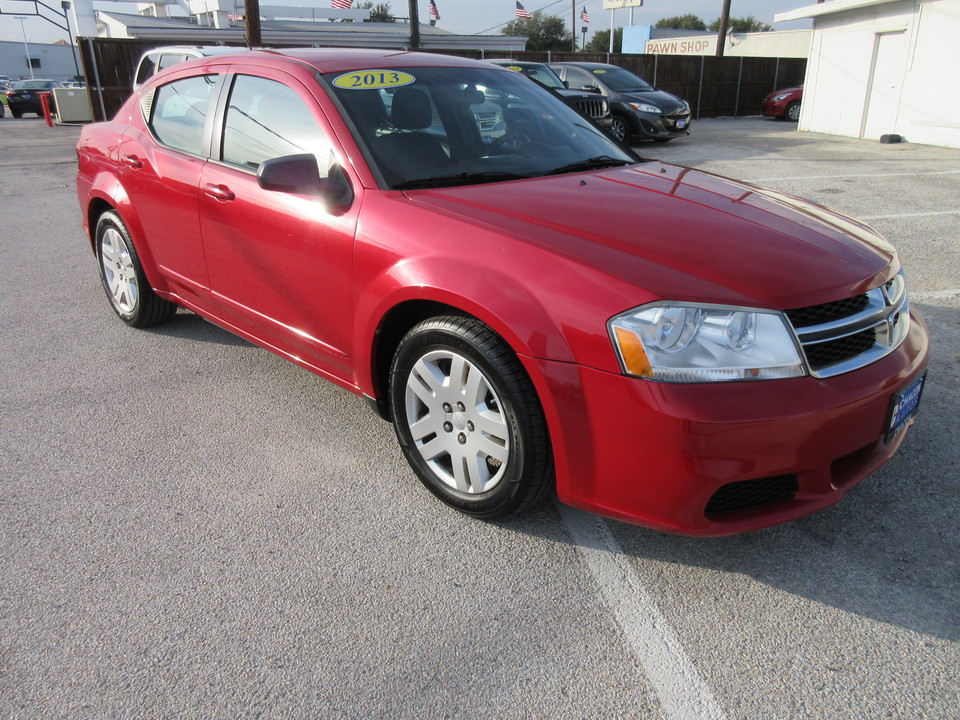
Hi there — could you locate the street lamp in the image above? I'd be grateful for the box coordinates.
[14,16,35,79]
[61,1,83,82]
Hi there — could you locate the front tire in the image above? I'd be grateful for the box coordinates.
[609,114,629,143]
[786,101,801,122]
[95,210,175,328]
[389,316,553,519]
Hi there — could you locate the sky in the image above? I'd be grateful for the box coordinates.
[0,0,812,48]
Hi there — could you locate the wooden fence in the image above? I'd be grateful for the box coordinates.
[77,38,805,123]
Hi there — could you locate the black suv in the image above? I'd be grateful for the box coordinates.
[549,62,690,143]
[489,60,613,134]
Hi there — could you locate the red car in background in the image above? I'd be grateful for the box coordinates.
[75,50,927,536]
[762,85,803,122]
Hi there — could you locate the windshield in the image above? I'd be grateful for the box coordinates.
[510,64,565,90]
[13,80,54,90]
[590,66,654,93]
[324,66,633,190]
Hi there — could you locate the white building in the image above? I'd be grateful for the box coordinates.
[0,40,82,82]
[777,0,960,148]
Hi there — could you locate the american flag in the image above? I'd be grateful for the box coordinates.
[429,0,440,20]
[331,0,352,8]
[515,2,532,19]
[579,6,590,22]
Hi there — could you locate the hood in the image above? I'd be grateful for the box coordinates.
[620,90,687,113]
[402,161,896,311]
[765,86,802,99]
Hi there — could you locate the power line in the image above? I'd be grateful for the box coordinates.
[470,0,594,36]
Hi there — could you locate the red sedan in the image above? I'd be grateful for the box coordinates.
[76,50,927,535]
[761,84,803,122]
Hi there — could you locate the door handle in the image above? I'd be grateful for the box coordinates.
[203,183,235,202]
[121,155,143,169]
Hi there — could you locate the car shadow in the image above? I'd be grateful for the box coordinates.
[145,309,252,347]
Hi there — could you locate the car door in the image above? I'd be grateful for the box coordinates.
[117,72,221,306]
[198,69,360,380]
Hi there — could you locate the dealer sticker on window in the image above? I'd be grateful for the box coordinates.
[332,70,416,90]
[885,371,926,443]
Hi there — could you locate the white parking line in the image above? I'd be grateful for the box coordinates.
[861,210,960,220]
[560,506,728,720]
[749,169,960,182]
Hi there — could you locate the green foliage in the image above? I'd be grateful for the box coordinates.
[709,15,772,32]
[654,14,707,31]
[584,27,623,53]
[502,11,573,52]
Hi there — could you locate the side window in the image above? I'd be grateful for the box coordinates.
[221,75,331,173]
[567,69,598,92]
[135,54,158,87]
[149,74,218,156]
[157,53,190,72]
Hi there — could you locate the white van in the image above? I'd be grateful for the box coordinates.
[132,46,246,89]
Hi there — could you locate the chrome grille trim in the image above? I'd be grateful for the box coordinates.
[788,275,910,378]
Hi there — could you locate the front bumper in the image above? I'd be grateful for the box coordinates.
[761,99,787,118]
[525,311,929,536]
[631,108,691,139]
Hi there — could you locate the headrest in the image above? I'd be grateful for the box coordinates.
[390,87,432,130]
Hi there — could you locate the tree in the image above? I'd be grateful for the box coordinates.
[654,14,707,31]
[502,12,572,52]
[352,1,395,23]
[584,27,623,53]
[709,15,772,32]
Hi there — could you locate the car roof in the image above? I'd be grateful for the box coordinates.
[550,61,616,70]
[169,48,494,76]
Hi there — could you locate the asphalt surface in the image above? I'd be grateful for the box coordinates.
[1,114,958,719]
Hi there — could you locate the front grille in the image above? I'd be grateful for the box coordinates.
[784,277,910,378]
[803,327,877,370]
[706,475,797,516]
[572,98,607,119]
[785,294,869,328]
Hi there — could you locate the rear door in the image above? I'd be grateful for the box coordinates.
[117,71,222,306]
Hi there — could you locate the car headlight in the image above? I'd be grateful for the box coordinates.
[609,303,806,382]
[629,102,660,114]
[772,93,790,102]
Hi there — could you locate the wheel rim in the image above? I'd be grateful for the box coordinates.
[100,226,139,315]
[611,117,626,142]
[404,349,510,495]
[788,104,801,121]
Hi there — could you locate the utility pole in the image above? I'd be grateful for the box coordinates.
[715,0,731,57]
[571,1,576,52]
[409,0,420,49]
[244,0,262,47]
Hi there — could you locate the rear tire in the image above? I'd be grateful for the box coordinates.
[389,316,553,519]
[95,210,176,328]
[11,108,22,119]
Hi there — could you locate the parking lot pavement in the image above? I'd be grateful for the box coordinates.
[1,114,958,720]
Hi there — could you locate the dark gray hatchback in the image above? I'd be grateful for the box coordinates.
[549,61,691,143]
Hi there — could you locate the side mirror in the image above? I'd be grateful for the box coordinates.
[562,80,569,88]
[257,154,354,210]
[581,85,602,94]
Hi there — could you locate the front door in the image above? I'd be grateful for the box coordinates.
[198,70,359,381]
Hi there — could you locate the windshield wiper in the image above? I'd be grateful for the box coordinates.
[544,156,633,176]
[393,171,532,190]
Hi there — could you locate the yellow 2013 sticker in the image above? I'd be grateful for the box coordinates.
[332,70,416,90]
[592,69,607,74]
[505,66,524,72]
